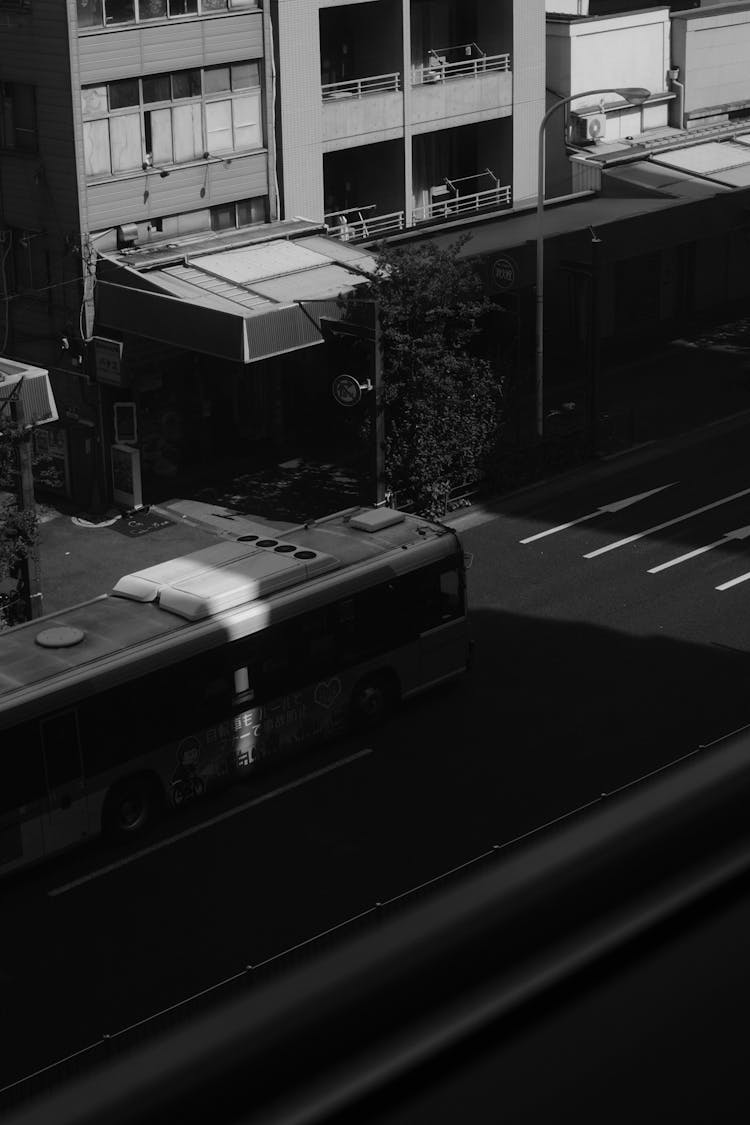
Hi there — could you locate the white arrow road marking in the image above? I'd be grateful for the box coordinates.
[584,486,750,560]
[519,483,678,544]
[648,524,750,574]
[717,571,750,592]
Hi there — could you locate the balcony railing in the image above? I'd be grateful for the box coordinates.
[412,46,511,86]
[413,183,512,224]
[325,206,406,242]
[322,73,401,101]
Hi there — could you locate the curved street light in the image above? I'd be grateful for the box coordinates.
[535,87,651,439]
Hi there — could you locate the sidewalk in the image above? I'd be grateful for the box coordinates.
[37,454,361,616]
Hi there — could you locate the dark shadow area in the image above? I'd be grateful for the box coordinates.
[4,601,750,1118]
[340,861,750,1125]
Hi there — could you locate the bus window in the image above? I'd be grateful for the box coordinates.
[41,712,83,789]
[439,567,463,620]
[233,666,255,704]
[0,722,45,813]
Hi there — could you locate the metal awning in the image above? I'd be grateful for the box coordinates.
[95,232,378,365]
[650,141,750,188]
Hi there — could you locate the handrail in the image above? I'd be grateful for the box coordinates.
[412,51,510,86]
[322,72,401,100]
[413,184,511,224]
[325,208,406,241]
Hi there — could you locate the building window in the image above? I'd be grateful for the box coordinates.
[210,196,266,231]
[76,0,257,27]
[0,82,37,153]
[81,62,262,177]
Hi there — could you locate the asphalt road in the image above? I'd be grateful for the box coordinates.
[6,417,750,1100]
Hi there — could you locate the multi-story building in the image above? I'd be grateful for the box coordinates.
[0,0,545,508]
[273,0,545,237]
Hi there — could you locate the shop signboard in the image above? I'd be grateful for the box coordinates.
[111,443,142,510]
[93,337,126,385]
[491,256,518,292]
[114,402,138,444]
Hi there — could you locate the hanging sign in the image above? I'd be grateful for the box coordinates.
[331,373,371,407]
[491,256,518,291]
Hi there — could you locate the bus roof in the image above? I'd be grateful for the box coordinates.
[0,507,456,714]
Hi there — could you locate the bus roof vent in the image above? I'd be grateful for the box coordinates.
[35,625,86,649]
[349,508,406,533]
[156,547,338,621]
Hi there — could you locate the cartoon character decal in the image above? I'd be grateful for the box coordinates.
[171,736,206,806]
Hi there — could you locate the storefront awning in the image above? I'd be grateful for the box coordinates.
[95,232,378,365]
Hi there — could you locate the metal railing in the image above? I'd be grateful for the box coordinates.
[322,72,401,101]
[412,48,510,86]
[412,183,511,224]
[325,205,406,242]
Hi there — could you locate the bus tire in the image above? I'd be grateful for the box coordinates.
[102,775,163,843]
[350,671,397,729]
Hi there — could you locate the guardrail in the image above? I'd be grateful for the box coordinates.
[412,50,511,85]
[322,72,401,100]
[325,208,406,241]
[413,183,511,223]
[7,724,750,1123]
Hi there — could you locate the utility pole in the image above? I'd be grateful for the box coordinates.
[587,230,603,456]
[372,302,386,507]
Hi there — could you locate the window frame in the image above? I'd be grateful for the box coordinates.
[81,61,263,179]
[76,0,260,28]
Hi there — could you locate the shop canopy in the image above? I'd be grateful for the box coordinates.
[95,227,378,365]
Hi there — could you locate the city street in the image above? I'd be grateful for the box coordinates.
[5,416,750,1098]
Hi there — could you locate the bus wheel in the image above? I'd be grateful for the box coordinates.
[102,776,161,843]
[351,672,396,729]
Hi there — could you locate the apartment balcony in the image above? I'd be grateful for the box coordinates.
[410,44,512,132]
[321,73,403,146]
[412,172,511,225]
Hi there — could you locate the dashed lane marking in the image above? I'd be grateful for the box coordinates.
[520,483,677,545]
[584,486,750,560]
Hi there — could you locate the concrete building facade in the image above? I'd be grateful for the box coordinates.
[0,0,546,508]
[273,0,545,236]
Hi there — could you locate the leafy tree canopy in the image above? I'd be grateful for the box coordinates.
[353,236,504,518]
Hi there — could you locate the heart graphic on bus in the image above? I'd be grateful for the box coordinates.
[314,678,342,709]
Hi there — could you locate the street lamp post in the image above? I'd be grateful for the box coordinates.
[536,86,651,439]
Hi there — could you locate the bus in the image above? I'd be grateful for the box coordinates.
[0,506,471,877]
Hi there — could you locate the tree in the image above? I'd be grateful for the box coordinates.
[0,401,59,629]
[352,236,504,518]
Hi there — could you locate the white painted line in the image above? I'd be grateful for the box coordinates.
[648,523,750,574]
[716,571,750,591]
[584,486,750,560]
[520,483,677,545]
[49,748,373,897]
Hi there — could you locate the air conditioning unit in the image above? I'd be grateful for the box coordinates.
[571,112,607,146]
